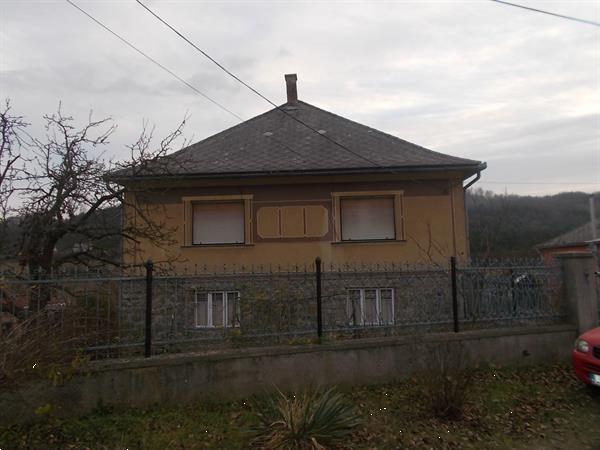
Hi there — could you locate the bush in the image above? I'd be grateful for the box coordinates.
[419,342,474,421]
[250,387,362,449]
[0,307,98,391]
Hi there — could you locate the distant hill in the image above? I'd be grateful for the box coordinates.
[466,189,595,258]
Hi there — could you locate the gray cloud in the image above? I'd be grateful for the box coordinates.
[0,0,598,195]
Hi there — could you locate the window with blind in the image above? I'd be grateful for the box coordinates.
[192,202,245,245]
[340,197,395,241]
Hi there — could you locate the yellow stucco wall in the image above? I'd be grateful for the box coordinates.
[122,173,471,272]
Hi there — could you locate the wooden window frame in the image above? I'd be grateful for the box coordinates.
[331,191,404,243]
[182,195,253,246]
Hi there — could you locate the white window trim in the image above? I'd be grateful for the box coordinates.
[194,290,240,328]
[347,288,395,326]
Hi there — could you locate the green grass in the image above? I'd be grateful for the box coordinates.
[1,364,599,449]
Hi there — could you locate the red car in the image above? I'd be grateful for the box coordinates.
[572,327,600,388]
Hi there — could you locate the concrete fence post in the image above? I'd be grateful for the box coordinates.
[558,252,599,334]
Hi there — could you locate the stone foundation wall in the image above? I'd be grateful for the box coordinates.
[117,267,562,346]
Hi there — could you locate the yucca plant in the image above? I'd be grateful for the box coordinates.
[250,387,362,449]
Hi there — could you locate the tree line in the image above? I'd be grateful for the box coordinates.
[466,188,595,258]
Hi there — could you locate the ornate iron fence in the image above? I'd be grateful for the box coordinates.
[0,260,566,359]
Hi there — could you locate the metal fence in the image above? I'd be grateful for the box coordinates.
[0,259,566,359]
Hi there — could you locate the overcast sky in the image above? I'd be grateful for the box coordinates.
[1,0,599,196]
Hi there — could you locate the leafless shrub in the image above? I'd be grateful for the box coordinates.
[418,341,474,421]
[0,307,105,391]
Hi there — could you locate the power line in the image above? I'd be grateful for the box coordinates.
[134,0,382,168]
[489,0,600,28]
[65,0,242,121]
[65,0,311,165]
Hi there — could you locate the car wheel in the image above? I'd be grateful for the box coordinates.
[585,384,600,398]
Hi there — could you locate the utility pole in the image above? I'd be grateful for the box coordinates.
[590,194,597,241]
[589,194,599,275]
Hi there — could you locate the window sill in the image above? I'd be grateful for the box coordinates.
[331,240,406,245]
[181,243,254,249]
[189,326,241,330]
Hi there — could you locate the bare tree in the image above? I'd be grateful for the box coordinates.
[4,102,187,309]
[0,100,27,223]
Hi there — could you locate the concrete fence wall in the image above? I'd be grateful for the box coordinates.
[1,252,597,426]
[1,323,576,426]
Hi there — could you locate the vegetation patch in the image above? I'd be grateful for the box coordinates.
[249,387,362,449]
[1,364,599,449]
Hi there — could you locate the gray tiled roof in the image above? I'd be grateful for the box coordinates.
[538,221,600,249]
[119,101,484,179]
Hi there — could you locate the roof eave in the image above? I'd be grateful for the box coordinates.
[110,162,486,185]
[537,241,596,251]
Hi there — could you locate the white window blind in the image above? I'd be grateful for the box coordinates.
[195,291,240,328]
[340,197,395,241]
[363,289,378,325]
[192,202,244,244]
[347,288,394,326]
[348,289,361,326]
[211,292,224,327]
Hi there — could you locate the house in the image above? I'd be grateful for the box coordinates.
[537,221,600,265]
[114,74,486,273]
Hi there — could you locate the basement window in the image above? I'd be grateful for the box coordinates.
[195,291,241,328]
[347,288,394,326]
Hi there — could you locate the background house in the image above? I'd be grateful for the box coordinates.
[538,221,600,264]
[115,74,486,272]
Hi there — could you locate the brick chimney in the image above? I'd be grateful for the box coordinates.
[285,73,298,105]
